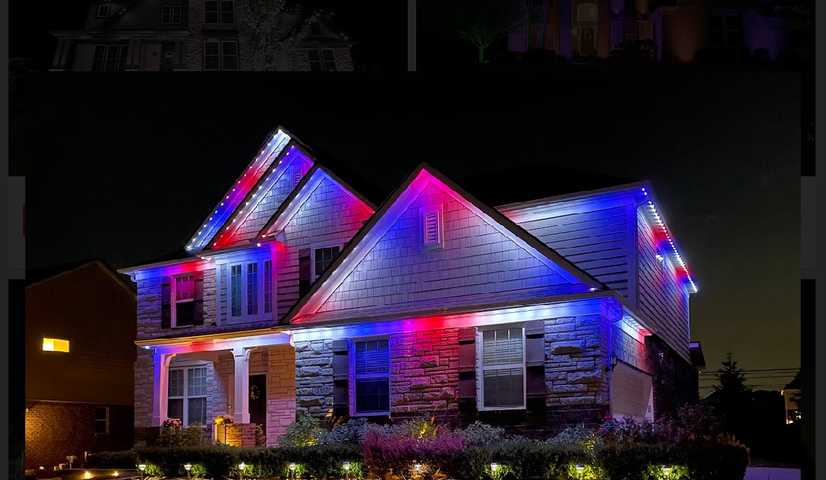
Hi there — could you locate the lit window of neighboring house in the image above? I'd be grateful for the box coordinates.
[478,327,526,410]
[710,12,744,49]
[204,0,234,24]
[96,1,112,18]
[161,6,185,25]
[204,40,238,71]
[308,49,337,72]
[352,339,390,415]
[42,337,70,352]
[94,407,109,435]
[168,366,208,426]
[92,44,127,72]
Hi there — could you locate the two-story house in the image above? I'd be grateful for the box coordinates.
[50,0,354,71]
[120,127,704,447]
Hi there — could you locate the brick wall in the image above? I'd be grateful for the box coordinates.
[225,423,257,448]
[25,402,132,470]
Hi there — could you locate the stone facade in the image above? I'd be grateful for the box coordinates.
[294,339,335,418]
[389,329,460,420]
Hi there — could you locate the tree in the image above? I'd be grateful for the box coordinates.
[709,353,751,438]
[454,0,531,64]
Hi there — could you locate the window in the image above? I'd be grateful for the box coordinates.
[42,337,70,353]
[479,327,525,410]
[710,13,744,48]
[421,206,443,248]
[353,339,390,415]
[247,263,258,315]
[161,5,184,25]
[308,49,337,71]
[94,407,109,434]
[231,264,242,316]
[96,1,112,18]
[204,0,233,23]
[173,274,196,326]
[313,246,340,280]
[92,44,127,72]
[204,40,238,71]
[264,260,273,313]
[168,366,208,426]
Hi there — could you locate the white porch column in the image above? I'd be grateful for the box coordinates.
[233,347,252,424]
[152,352,176,426]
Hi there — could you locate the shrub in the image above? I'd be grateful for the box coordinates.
[324,417,371,445]
[84,450,138,468]
[279,413,327,447]
[458,422,506,447]
[361,426,465,478]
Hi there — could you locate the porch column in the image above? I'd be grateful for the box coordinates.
[151,351,176,426]
[233,347,252,424]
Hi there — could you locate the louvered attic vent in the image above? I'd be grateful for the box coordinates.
[422,206,442,248]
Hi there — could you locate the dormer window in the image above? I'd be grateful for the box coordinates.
[421,205,443,249]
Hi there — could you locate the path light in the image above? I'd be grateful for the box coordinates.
[112,471,119,477]
[82,472,93,480]
[288,463,297,471]
[342,462,351,472]
[137,464,146,472]
[661,465,673,478]
[574,464,585,479]
[184,463,192,479]
[490,463,500,473]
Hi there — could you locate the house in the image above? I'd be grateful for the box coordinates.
[782,373,801,424]
[119,127,703,447]
[50,0,354,71]
[25,261,137,471]
[508,0,808,63]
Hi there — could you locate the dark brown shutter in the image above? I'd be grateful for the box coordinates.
[193,271,205,325]
[160,278,171,329]
[524,321,546,409]
[332,340,349,416]
[298,248,311,297]
[458,327,477,414]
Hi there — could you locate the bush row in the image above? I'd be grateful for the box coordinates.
[86,440,748,480]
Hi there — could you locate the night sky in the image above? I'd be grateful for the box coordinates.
[14,72,801,383]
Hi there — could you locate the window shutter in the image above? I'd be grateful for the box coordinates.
[332,340,348,416]
[525,321,546,408]
[193,271,205,325]
[298,248,311,297]
[161,278,171,329]
[458,327,477,415]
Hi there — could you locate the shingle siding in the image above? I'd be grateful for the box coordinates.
[314,182,584,319]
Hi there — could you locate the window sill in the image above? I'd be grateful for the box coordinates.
[477,406,527,412]
[351,411,390,417]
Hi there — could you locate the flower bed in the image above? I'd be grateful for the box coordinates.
[86,406,749,480]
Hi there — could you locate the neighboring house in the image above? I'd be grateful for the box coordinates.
[508,0,808,63]
[25,261,137,471]
[782,372,801,424]
[50,0,354,71]
[119,127,703,447]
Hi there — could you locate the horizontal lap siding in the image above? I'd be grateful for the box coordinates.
[275,176,373,320]
[636,208,689,359]
[504,202,636,301]
[316,182,582,318]
[224,157,313,246]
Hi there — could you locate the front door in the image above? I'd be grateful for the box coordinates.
[249,374,267,431]
[580,27,596,56]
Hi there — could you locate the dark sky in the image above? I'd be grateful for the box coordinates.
[14,72,801,380]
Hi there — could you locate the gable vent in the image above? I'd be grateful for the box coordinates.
[422,207,442,248]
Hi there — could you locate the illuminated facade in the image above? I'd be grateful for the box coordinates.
[121,127,701,446]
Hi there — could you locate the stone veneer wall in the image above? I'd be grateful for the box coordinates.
[134,348,154,431]
[267,346,297,446]
[294,339,335,417]
[389,329,460,421]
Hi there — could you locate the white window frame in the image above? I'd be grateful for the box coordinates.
[420,204,444,250]
[96,1,112,18]
[476,325,527,411]
[203,39,238,71]
[168,365,208,427]
[171,273,195,328]
[94,406,110,435]
[349,336,391,417]
[224,258,272,322]
[161,5,184,25]
[204,0,234,24]
[310,243,342,280]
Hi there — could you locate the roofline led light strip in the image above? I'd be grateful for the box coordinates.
[640,187,698,294]
[186,130,292,253]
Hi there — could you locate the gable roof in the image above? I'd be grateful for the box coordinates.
[27,260,136,296]
[285,163,606,324]
[258,163,377,240]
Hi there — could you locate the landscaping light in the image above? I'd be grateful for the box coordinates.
[661,465,673,477]
[490,463,500,472]
[289,463,297,471]
[184,463,192,471]
[413,463,423,472]
[238,463,246,470]
[83,472,93,480]
[342,462,351,472]
[575,464,585,474]
[112,472,119,477]
[38,466,44,471]
[137,464,146,472]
